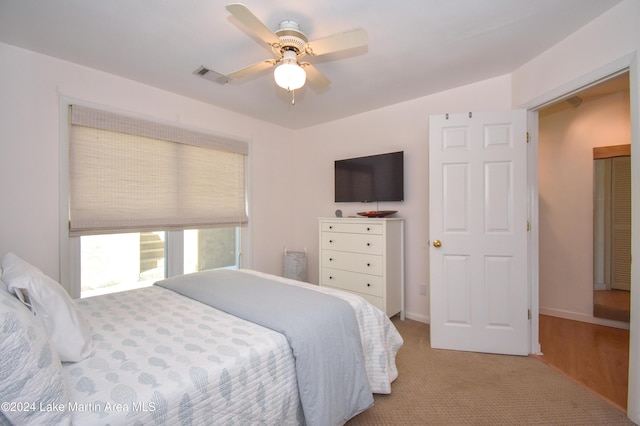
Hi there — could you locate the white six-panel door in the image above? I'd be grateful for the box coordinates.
[429,110,529,356]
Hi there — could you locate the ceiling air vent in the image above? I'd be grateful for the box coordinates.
[193,66,229,85]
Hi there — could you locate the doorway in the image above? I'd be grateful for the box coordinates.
[538,72,630,326]
[537,72,631,407]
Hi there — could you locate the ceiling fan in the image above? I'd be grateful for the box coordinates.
[195,3,368,96]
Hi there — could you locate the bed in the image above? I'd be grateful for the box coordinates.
[0,253,402,426]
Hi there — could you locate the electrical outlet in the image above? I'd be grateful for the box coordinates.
[419,284,427,296]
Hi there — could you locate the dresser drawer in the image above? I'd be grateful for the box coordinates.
[321,232,383,255]
[321,222,383,235]
[321,250,382,276]
[320,268,383,297]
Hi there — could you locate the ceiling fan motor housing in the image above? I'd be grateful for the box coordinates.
[275,20,308,56]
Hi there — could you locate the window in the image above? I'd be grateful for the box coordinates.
[80,232,165,298]
[66,105,248,297]
[184,228,239,273]
[79,228,240,298]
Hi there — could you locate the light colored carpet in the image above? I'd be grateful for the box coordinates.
[347,318,633,425]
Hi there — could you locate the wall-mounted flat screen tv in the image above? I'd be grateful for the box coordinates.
[334,151,404,202]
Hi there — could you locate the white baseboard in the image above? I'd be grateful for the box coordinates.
[539,307,630,330]
[404,311,429,324]
[403,309,627,330]
[594,282,608,291]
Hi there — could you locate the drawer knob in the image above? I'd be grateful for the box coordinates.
[366,242,370,246]
[367,283,371,287]
[366,263,371,267]
[329,258,334,261]
[329,225,333,229]
[367,227,371,231]
[329,240,334,243]
[329,276,334,280]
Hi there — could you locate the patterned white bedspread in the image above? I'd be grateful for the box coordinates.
[65,270,403,425]
[67,286,303,425]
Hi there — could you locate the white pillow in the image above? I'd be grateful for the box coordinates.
[0,288,71,425]
[1,252,94,362]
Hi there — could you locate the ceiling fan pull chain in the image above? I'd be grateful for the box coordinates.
[291,89,295,105]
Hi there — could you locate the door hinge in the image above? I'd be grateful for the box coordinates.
[526,132,530,143]
[527,221,530,231]
[528,309,531,320]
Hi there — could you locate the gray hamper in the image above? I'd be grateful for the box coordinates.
[283,247,307,282]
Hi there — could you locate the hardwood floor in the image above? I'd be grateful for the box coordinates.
[594,289,631,322]
[537,314,630,410]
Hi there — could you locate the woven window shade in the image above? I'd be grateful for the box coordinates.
[69,105,248,236]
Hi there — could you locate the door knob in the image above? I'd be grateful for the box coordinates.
[433,240,442,248]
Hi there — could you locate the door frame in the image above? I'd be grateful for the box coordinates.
[521,52,639,422]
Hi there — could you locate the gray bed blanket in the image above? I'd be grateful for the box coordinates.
[155,269,373,426]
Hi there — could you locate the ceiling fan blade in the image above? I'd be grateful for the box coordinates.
[301,63,331,89]
[226,59,276,80]
[306,27,368,57]
[226,3,280,46]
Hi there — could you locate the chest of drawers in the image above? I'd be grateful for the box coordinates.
[319,217,404,319]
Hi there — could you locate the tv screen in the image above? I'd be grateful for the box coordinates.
[334,151,404,202]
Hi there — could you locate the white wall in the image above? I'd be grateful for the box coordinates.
[512,0,639,108]
[0,42,297,281]
[538,91,631,321]
[293,75,513,322]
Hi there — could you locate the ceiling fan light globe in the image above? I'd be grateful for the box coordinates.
[274,63,306,91]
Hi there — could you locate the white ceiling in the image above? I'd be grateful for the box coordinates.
[0,0,623,129]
